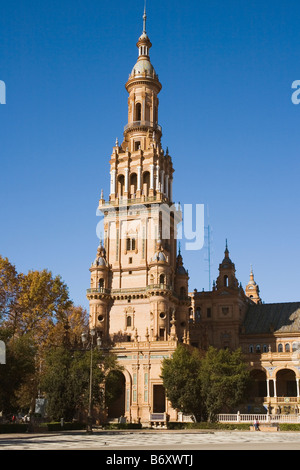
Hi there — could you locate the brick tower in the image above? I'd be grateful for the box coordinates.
[87,8,190,425]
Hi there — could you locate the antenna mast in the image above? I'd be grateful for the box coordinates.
[204,207,213,291]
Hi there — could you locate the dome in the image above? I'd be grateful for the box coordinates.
[138,31,149,41]
[92,242,107,267]
[97,257,106,266]
[92,256,106,267]
[152,251,167,262]
[131,58,156,78]
[177,265,187,275]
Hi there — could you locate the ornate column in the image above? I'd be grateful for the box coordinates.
[137,166,141,191]
[165,174,169,198]
[155,164,160,190]
[160,170,165,194]
[169,178,173,202]
[110,169,116,196]
[124,168,129,195]
[266,378,270,398]
[150,165,154,190]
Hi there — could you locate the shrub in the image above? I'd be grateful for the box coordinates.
[167,422,250,431]
[0,424,29,434]
[102,422,142,430]
[44,421,86,431]
[278,423,300,432]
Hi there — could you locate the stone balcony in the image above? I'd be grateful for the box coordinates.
[124,120,162,133]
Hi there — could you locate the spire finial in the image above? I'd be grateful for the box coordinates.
[143,0,147,33]
[224,238,230,259]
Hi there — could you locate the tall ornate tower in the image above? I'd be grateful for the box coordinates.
[87,9,189,424]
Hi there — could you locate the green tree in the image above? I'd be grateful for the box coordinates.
[0,254,91,416]
[161,344,204,422]
[41,345,122,422]
[0,334,36,415]
[161,344,250,422]
[200,346,250,421]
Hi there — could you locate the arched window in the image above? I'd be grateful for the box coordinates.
[98,278,104,290]
[135,102,142,121]
[249,345,254,353]
[224,275,228,287]
[278,343,283,352]
[130,173,137,196]
[117,174,125,197]
[159,274,165,285]
[285,343,290,352]
[256,344,261,353]
[126,237,136,252]
[126,316,132,327]
[195,307,201,321]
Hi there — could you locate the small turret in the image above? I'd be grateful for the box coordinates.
[216,240,239,290]
[245,266,261,304]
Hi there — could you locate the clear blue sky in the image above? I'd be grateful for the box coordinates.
[1,0,300,309]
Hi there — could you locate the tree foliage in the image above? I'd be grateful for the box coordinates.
[161,344,250,422]
[200,346,251,421]
[0,334,36,414]
[0,254,89,415]
[161,345,204,421]
[0,255,73,345]
[0,256,20,327]
[41,345,122,421]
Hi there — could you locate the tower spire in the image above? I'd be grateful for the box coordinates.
[224,238,229,258]
[143,0,147,33]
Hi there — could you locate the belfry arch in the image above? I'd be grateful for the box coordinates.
[142,171,150,196]
[117,174,125,197]
[135,102,142,121]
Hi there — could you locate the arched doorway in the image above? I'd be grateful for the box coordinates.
[248,369,267,399]
[276,369,297,397]
[106,370,126,420]
[153,384,166,413]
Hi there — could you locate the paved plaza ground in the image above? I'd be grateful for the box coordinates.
[1,429,300,451]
